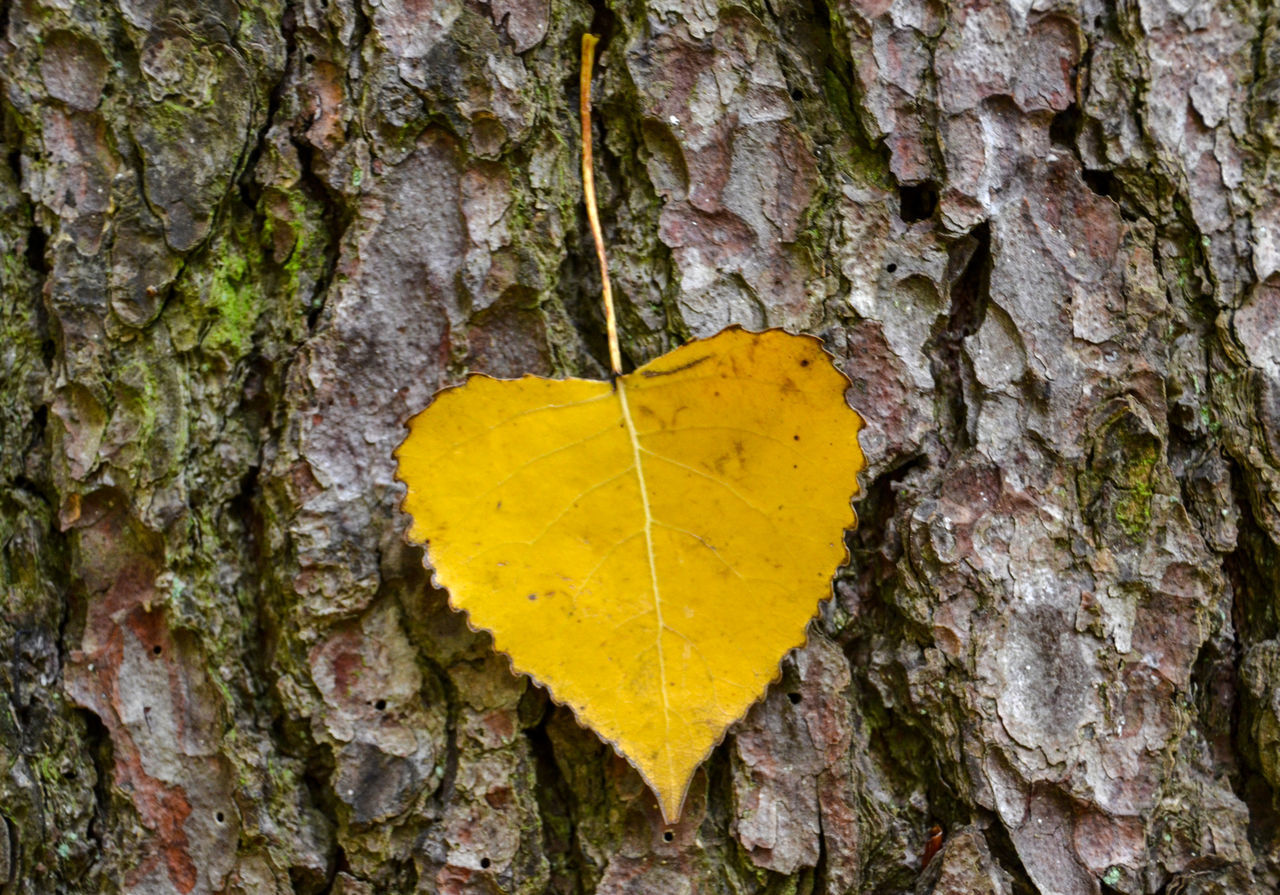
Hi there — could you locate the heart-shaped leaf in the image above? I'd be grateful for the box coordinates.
[395,326,864,821]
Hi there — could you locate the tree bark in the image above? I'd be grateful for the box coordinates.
[2,0,1279,893]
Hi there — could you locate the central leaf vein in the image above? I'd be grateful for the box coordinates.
[616,380,673,786]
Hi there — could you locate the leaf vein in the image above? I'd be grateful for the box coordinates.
[637,447,776,524]
[617,380,675,792]
[456,465,635,566]
[467,422,620,504]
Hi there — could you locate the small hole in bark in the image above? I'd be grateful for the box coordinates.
[374,699,387,711]
[1082,169,1117,199]
[787,692,802,704]
[26,224,49,274]
[1049,104,1080,147]
[886,262,898,273]
[215,811,225,823]
[898,182,938,222]
[152,645,162,656]
[790,88,803,101]
[663,831,674,842]
[480,858,491,869]
[305,53,316,63]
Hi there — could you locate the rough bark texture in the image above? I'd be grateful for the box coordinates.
[2,0,1279,893]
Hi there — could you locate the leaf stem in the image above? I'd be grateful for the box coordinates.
[580,33,623,377]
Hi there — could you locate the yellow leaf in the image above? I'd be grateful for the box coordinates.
[395,326,864,821]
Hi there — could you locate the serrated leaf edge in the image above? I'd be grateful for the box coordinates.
[392,325,864,824]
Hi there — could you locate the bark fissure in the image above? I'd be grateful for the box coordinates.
[929,222,990,456]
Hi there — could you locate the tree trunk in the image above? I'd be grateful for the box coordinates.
[2,0,1279,892]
